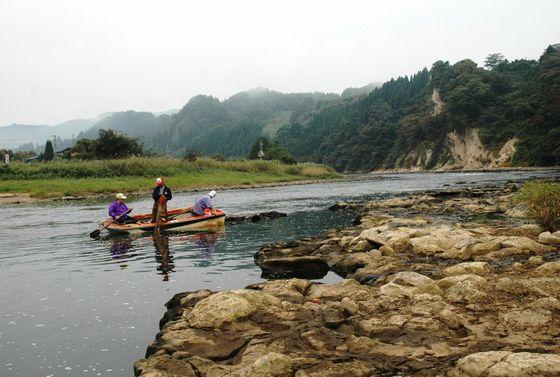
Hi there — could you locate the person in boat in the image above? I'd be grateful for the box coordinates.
[193,190,217,216]
[108,193,137,224]
[151,177,172,223]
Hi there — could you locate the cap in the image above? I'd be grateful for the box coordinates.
[116,193,127,200]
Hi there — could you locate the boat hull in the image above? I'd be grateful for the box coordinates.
[104,208,225,235]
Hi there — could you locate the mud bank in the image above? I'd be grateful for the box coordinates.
[135,183,560,376]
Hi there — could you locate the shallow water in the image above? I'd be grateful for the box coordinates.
[0,170,557,377]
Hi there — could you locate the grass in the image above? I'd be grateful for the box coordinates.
[515,180,560,232]
[0,157,340,198]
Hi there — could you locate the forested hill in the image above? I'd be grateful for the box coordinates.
[276,45,560,171]
[147,89,338,157]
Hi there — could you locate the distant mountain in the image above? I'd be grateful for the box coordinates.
[0,113,112,150]
[340,83,381,98]
[148,89,339,157]
[78,111,171,142]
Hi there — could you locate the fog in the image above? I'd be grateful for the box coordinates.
[1,0,558,125]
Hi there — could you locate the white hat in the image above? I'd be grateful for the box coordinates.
[208,190,217,198]
[116,193,127,200]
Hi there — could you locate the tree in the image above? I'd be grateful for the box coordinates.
[484,53,506,70]
[248,137,295,162]
[72,129,143,159]
[44,140,54,161]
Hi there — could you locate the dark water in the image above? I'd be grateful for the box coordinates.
[0,170,557,377]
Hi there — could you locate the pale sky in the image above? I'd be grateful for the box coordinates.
[0,0,558,126]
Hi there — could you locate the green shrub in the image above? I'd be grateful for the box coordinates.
[515,181,560,231]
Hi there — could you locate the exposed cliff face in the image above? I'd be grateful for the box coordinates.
[391,90,518,171]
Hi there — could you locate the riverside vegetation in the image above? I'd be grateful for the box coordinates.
[135,180,560,376]
[0,157,338,198]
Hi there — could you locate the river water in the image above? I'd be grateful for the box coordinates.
[0,170,557,377]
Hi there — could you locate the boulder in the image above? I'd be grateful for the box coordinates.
[501,309,552,330]
[450,351,560,377]
[160,328,247,360]
[380,271,443,298]
[471,240,502,256]
[188,289,281,329]
[535,260,560,277]
[358,228,386,248]
[538,231,560,246]
[250,352,293,377]
[438,274,488,303]
[258,256,330,279]
[134,355,197,377]
[499,236,554,253]
[443,262,493,277]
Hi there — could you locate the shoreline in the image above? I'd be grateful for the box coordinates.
[368,165,560,174]
[2,165,558,205]
[0,177,345,205]
[135,181,560,376]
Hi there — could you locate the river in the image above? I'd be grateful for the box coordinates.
[0,170,557,377]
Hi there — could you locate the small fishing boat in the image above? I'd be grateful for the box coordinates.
[103,207,226,235]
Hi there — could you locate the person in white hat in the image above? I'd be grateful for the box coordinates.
[193,190,217,216]
[108,193,136,224]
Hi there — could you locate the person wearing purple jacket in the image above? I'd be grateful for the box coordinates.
[108,193,137,224]
[193,190,217,216]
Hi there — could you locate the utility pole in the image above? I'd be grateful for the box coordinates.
[258,142,265,160]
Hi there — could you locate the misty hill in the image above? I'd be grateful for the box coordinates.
[146,89,339,157]
[78,111,172,142]
[0,113,112,150]
[276,45,560,171]
[340,83,380,98]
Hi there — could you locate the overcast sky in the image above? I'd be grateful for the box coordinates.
[0,0,558,126]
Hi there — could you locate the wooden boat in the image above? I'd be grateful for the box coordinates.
[103,207,226,235]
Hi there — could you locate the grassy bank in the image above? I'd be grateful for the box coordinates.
[0,157,340,198]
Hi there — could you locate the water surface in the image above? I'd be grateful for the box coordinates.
[0,170,557,377]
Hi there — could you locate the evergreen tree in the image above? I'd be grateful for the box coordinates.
[44,140,54,161]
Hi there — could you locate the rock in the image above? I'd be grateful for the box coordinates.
[380,271,443,298]
[352,239,372,252]
[535,260,560,276]
[501,309,552,330]
[438,274,488,303]
[358,228,386,248]
[499,236,554,253]
[328,202,351,211]
[450,351,560,377]
[443,262,493,277]
[538,231,560,246]
[188,289,281,329]
[260,211,288,219]
[250,352,293,377]
[471,240,502,256]
[409,231,478,256]
[528,256,544,266]
[509,224,543,238]
[160,328,247,360]
[134,355,197,377]
[225,215,247,224]
[379,245,396,256]
[258,256,330,279]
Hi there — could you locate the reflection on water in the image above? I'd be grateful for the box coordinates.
[151,235,173,281]
[1,170,558,377]
[105,231,224,280]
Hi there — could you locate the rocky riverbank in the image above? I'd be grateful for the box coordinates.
[135,183,560,376]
